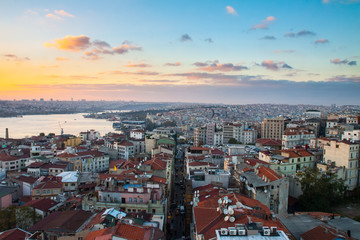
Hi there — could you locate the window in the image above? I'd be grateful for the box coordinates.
[36,190,40,195]
[47,190,51,194]
[139,198,143,203]
[134,198,137,203]
[54,189,58,194]
[129,197,132,203]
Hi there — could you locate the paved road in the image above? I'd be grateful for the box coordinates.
[167,150,187,240]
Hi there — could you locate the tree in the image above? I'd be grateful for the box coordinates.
[296,167,345,212]
[228,138,239,144]
[0,206,16,231]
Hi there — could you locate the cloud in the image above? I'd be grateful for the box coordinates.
[3,54,30,61]
[348,61,357,66]
[298,30,316,36]
[113,43,142,54]
[204,38,213,43]
[139,79,179,83]
[180,34,192,42]
[260,36,276,40]
[251,16,276,30]
[164,62,181,66]
[46,13,63,20]
[44,35,91,51]
[226,6,237,15]
[124,63,151,68]
[106,70,159,76]
[260,60,293,71]
[284,30,316,37]
[193,60,248,72]
[315,38,329,44]
[328,75,360,83]
[54,10,74,18]
[56,57,69,61]
[93,40,111,48]
[330,58,357,66]
[168,72,239,81]
[46,10,74,20]
[273,50,295,53]
[45,36,142,60]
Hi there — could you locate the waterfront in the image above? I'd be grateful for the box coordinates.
[0,113,117,139]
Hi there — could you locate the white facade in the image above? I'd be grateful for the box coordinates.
[282,132,315,149]
[213,132,223,146]
[342,130,360,142]
[130,130,145,140]
[323,140,359,190]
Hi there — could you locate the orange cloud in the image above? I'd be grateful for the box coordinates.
[46,13,63,20]
[44,35,91,52]
[54,10,74,18]
[56,57,69,61]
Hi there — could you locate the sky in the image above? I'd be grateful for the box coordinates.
[0,0,359,105]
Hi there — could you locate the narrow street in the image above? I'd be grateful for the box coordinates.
[167,147,187,240]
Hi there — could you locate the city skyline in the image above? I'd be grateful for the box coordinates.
[0,0,359,105]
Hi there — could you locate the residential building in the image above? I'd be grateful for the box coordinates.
[192,186,292,240]
[32,176,62,200]
[235,166,289,216]
[342,129,360,142]
[0,149,30,172]
[261,117,284,140]
[323,140,359,190]
[194,127,206,147]
[206,123,216,145]
[282,128,315,149]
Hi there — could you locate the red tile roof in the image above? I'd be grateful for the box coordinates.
[0,151,18,161]
[150,175,166,184]
[190,147,211,151]
[0,228,31,240]
[29,210,94,233]
[256,166,282,182]
[109,159,127,168]
[16,175,38,184]
[77,150,105,158]
[301,225,353,240]
[143,158,167,170]
[57,152,78,158]
[22,198,57,212]
[256,138,282,146]
[244,158,270,167]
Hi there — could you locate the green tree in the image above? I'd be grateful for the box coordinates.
[0,206,16,231]
[228,138,239,144]
[16,207,42,230]
[296,167,345,212]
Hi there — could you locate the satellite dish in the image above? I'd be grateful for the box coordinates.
[228,209,234,215]
[229,216,235,222]
[224,199,228,204]
[224,196,228,201]
[236,202,242,208]
[223,209,228,215]
[217,207,220,212]
[264,189,267,193]
[218,198,223,204]
[224,216,229,221]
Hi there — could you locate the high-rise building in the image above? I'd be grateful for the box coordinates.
[194,127,206,147]
[261,117,284,140]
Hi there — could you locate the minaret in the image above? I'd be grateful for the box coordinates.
[5,128,9,139]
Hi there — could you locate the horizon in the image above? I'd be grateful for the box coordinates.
[0,0,359,105]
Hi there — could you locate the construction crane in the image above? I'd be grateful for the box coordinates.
[58,122,64,135]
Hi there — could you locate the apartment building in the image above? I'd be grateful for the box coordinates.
[282,128,315,149]
[323,140,359,190]
[261,117,284,140]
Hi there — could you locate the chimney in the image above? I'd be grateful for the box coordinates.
[5,128,9,139]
